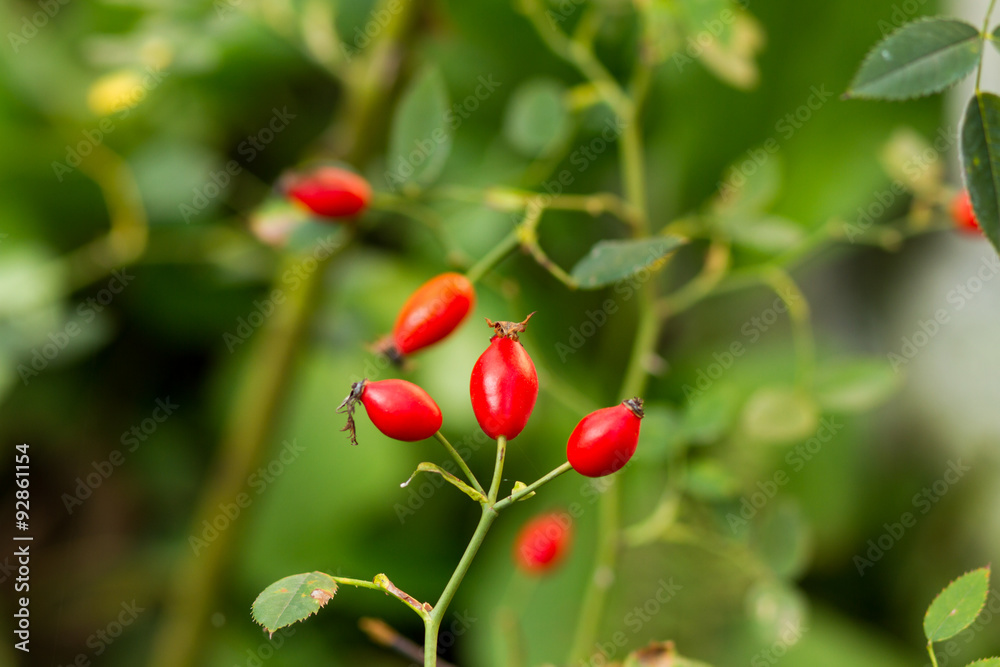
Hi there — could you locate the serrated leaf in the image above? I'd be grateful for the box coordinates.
[401,462,487,503]
[387,67,452,190]
[923,567,991,642]
[961,92,1000,253]
[503,78,571,158]
[740,386,819,445]
[814,359,901,413]
[252,572,339,635]
[966,660,1000,667]
[570,236,686,289]
[846,18,982,100]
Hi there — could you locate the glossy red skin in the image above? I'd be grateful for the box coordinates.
[393,273,476,355]
[567,404,641,477]
[360,379,442,441]
[952,190,981,235]
[470,336,538,440]
[286,167,371,218]
[513,513,571,574]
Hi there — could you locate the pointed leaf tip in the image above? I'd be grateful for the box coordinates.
[923,566,991,643]
[251,572,339,634]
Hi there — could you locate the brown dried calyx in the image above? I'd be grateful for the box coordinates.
[337,380,367,446]
[623,396,645,419]
[485,312,536,342]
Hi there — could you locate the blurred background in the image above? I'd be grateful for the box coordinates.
[1,0,999,665]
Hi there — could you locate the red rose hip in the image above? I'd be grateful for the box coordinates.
[379,273,476,360]
[567,398,644,477]
[338,378,442,445]
[951,189,981,235]
[513,512,572,574]
[283,166,372,219]
[470,314,538,440]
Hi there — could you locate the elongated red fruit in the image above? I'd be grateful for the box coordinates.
[338,379,442,445]
[381,273,476,359]
[284,166,371,218]
[951,189,981,235]
[470,314,538,440]
[567,398,644,477]
[513,512,572,574]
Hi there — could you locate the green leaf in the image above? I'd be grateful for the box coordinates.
[846,18,983,100]
[252,572,339,636]
[681,384,741,445]
[503,78,571,158]
[961,92,1000,253]
[923,566,991,643]
[401,462,487,503]
[725,216,806,254]
[634,403,684,463]
[814,359,901,413]
[753,501,812,579]
[570,236,686,289]
[685,459,740,500]
[966,660,1000,667]
[387,67,452,191]
[740,386,820,445]
[714,152,782,216]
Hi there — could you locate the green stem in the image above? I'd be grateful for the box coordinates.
[494,461,573,511]
[424,437,507,666]
[434,431,486,496]
[488,436,508,503]
[465,230,520,284]
[927,643,940,667]
[620,121,648,231]
[761,268,815,389]
[978,0,998,91]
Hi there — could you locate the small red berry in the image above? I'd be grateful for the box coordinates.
[378,273,476,360]
[567,398,644,477]
[470,314,539,441]
[513,512,572,574]
[951,189,981,235]
[338,379,442,445]
[283,166,372,219]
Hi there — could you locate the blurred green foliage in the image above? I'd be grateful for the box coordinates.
[1,0,998,666]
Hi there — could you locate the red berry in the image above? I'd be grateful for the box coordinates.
[470,314,538,440]
[284,166,372,219]
[567,398,644,477]
[513,512,572,574]
[338,379,442,445]
[380,273,476,360]
[951,189,981,235]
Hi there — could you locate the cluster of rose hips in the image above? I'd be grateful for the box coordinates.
[307,243,641,574]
